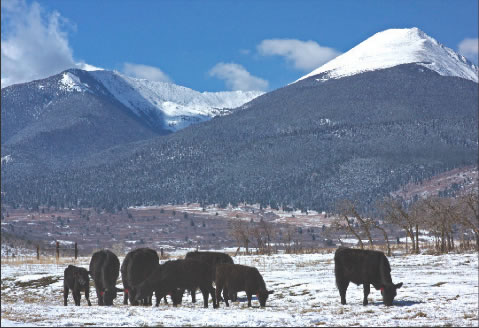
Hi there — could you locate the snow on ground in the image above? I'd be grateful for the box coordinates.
[1,251,478,327]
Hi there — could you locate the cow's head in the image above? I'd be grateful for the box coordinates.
[102,287,123,306]
[380,282,403,306]
[133,282,152,303]
[257,289,274,307]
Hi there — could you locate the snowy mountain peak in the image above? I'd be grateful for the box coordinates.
[296,27,479,83]
[87,70,263,132]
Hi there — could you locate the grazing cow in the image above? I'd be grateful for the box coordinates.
[89,249,122,306]
[63,265,92,306]
[133,259,217,308]
[121,247,159,306]
[184,251,234,302]
[215,263,273,308]
[334,247,403,306]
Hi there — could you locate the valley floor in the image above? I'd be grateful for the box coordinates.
[1,251,478,327]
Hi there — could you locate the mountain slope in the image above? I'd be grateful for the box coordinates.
[296,27,478,83]
[2,28,477,212]
[1,69,262,173]
[88,70,263,131]
[3,64,477,211]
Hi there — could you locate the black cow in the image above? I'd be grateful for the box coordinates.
[121,247,159,306]
[63,265,92,306]
[215,263,273,308]
[89,249,122,306]
[134,259,217,308]
[184,251,234,302]
[334,247,403,306]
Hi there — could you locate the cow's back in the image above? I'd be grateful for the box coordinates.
[216,264,265,292]
[335,247,390,286]
[185,251,234,266]
[122,248,159,286]
[90,250,120,287]
[162,259,212,289]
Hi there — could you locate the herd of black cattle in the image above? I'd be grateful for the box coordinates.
[63,247,403,308]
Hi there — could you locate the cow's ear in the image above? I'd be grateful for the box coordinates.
[395,282,403,289]
[268,290,274,294]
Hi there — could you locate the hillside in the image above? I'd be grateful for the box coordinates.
[3,63,477,212]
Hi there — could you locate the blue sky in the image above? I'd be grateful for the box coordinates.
[1,0,478,91]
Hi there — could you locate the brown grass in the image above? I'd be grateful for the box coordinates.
[15,276,60,288]
[1,256,88,266]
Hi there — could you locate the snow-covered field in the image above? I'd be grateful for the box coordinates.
[1,251,478,327]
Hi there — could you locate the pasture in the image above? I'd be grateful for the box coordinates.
[1,250,478,327]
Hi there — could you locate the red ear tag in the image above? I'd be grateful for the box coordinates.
[100,291,104,296]
[380,288,384,292]
[256,294,259,299]
[125,289,129,293]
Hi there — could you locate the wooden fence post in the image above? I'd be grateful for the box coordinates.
[36,245,40,260]
[56,241,60,260]
[74,242,78,260]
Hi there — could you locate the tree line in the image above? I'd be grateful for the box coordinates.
[331,190,478,255]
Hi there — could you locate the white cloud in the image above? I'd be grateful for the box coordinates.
[458,38,478,64]
[122,63,172,82]
[209,62,268,91]
[1,0,79,87]
[257,39,341,71]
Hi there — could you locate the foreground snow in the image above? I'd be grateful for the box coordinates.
[1,251,477,327]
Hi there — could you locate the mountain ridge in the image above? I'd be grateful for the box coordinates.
[296,27,479,83]
[1,28,477,213]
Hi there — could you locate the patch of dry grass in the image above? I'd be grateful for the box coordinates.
[15,276,60,288]
[1,256,88,266]
[432,282,447,287]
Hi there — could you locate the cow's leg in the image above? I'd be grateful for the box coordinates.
[63,284,69,306]
[85,287,92,306]
[216,285,224,307]
[190,288,196,303]
[155,290,163,306]
[199,286,209,308]
[246,291,252,307]
[73,291,81,306]
[223,287,230,307]
[337,279,349,305]
[142,297,150,306]
[175,289,184,305]
[96,287,104,306]
[228,289,236,303]
[363,284,370,306]
[129,290,139,306]
[209,285,217,309]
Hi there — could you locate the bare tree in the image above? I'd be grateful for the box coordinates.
[420,197,460,253]
[458,192,479,250]
[378,197,419,253]
[336,199,375,249]
[230,221,251,254]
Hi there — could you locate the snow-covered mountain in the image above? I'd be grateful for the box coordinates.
[3,27,477,212]
[1,68,263,175]
[59,69,264,131]
[295,27,479,83]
